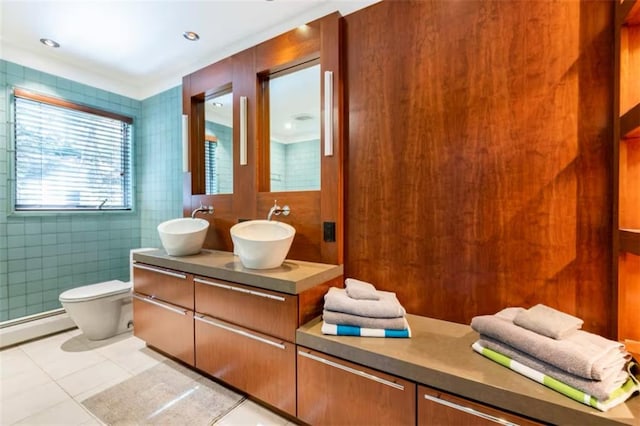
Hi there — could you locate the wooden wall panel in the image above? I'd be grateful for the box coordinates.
[344,1,613,335]
[257,191,322,262]
[618,253,640,341]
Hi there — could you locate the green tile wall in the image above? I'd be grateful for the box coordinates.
[0,60,183,322]
[139,87,183,248]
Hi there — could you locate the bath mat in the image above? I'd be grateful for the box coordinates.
[82,360,244,425]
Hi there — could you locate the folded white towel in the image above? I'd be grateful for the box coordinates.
[478,335,629,400]
[514,304,583,339]
[345,278,380,300]
[323,309,407,330]
[471,308,630,381]
[324,287,406,319]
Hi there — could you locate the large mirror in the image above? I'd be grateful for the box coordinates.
[265,63,321,192]
[204,90,233,194]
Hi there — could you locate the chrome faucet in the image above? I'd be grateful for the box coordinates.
[191,204,214,218]
[267,200,290,221]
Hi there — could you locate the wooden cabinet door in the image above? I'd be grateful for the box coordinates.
[194,276,298,341]
[297,347,416,426]
[132,294,194,366]
[194,314,296,416]
[418,385,542,426]
[133,263,194,309]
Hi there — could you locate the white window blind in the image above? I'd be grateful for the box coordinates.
[205,138,218,194]
[13,89,133,211]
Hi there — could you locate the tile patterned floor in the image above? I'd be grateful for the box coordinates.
[0,329,295,425]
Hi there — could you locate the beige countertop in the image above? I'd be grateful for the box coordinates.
[296,315,640,426]
[132,249,343,294]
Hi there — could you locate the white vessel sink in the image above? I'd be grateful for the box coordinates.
[230,220,296,269]
[157,218,209,256]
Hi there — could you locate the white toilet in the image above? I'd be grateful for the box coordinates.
[59,248,154,340]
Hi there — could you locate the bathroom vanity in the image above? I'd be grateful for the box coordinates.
[132,249,639,425]
[297,316,640,426]
[131,249,342,416]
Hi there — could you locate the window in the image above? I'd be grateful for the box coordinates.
[204,136,218,195]
[13,89,133,211]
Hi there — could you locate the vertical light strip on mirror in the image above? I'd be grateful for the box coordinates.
[240,96,248,165]
[324,71,334,157]
[182,114,189,172]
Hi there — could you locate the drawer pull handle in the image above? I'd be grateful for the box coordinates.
[422,394,519,425]
[134,263,187,280]
[298,350,404,391]
[195,315,286,350]
[194,278,286,302]
[133,294,188,316]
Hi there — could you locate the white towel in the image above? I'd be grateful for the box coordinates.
[514,304,583,339]
[324,287,406,319]
[345,278,380,300]
[471,308,630,381]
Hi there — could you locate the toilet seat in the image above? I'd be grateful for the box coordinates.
[59,280,131,303]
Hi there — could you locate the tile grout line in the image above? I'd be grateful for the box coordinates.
[9,330,105,425]
[210,396,248,425]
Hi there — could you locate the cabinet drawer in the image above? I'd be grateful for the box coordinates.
[194,314,296,416]
[133,263,194,310]
[194,276,298,341]
[132,294,194,366]
[418,385,542,426]
[297,347,416,426]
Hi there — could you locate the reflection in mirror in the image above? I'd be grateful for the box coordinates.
[269,64,320,191]
[204,90,233,195]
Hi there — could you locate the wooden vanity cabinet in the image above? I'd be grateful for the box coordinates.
[130,251,343,418]
[132,296,194,365]
[194,276,298,341]
[132,263,195,365]
[194,314,296,415]
[418,386,542,426]
[193,276,301,415]
[132,263,194,309]
[297,347,416,425]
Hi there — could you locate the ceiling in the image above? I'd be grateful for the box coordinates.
[0,0,378,100]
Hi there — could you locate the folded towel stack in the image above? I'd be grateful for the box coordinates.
[321,278,410,338]
[470,305,639,412]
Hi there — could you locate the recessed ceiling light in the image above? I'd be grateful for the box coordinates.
[183,31,200,41]
[40,38,60,48]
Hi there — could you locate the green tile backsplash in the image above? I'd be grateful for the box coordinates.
[0,60,183,322]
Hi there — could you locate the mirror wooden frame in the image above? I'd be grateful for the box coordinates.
[182,12,343,265]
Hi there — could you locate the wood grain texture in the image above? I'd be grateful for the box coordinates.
[619,138,640,229]
[133,297,194,366]
[194,317,296,415]
[344,1,613,335]
[620,230,640,255]
[194,277,298,342]
[320,13,344,265]
[620,24,640,115]
[297,348,416,426]
[297,275,343,327]
[133,265,194,310]
[418,386,542,426]
[621,103,640,139]
[616,1,640,343]
[257,191,322,262]
[618,253,640,341]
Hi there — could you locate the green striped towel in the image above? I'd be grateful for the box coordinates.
[472,341,639,412]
